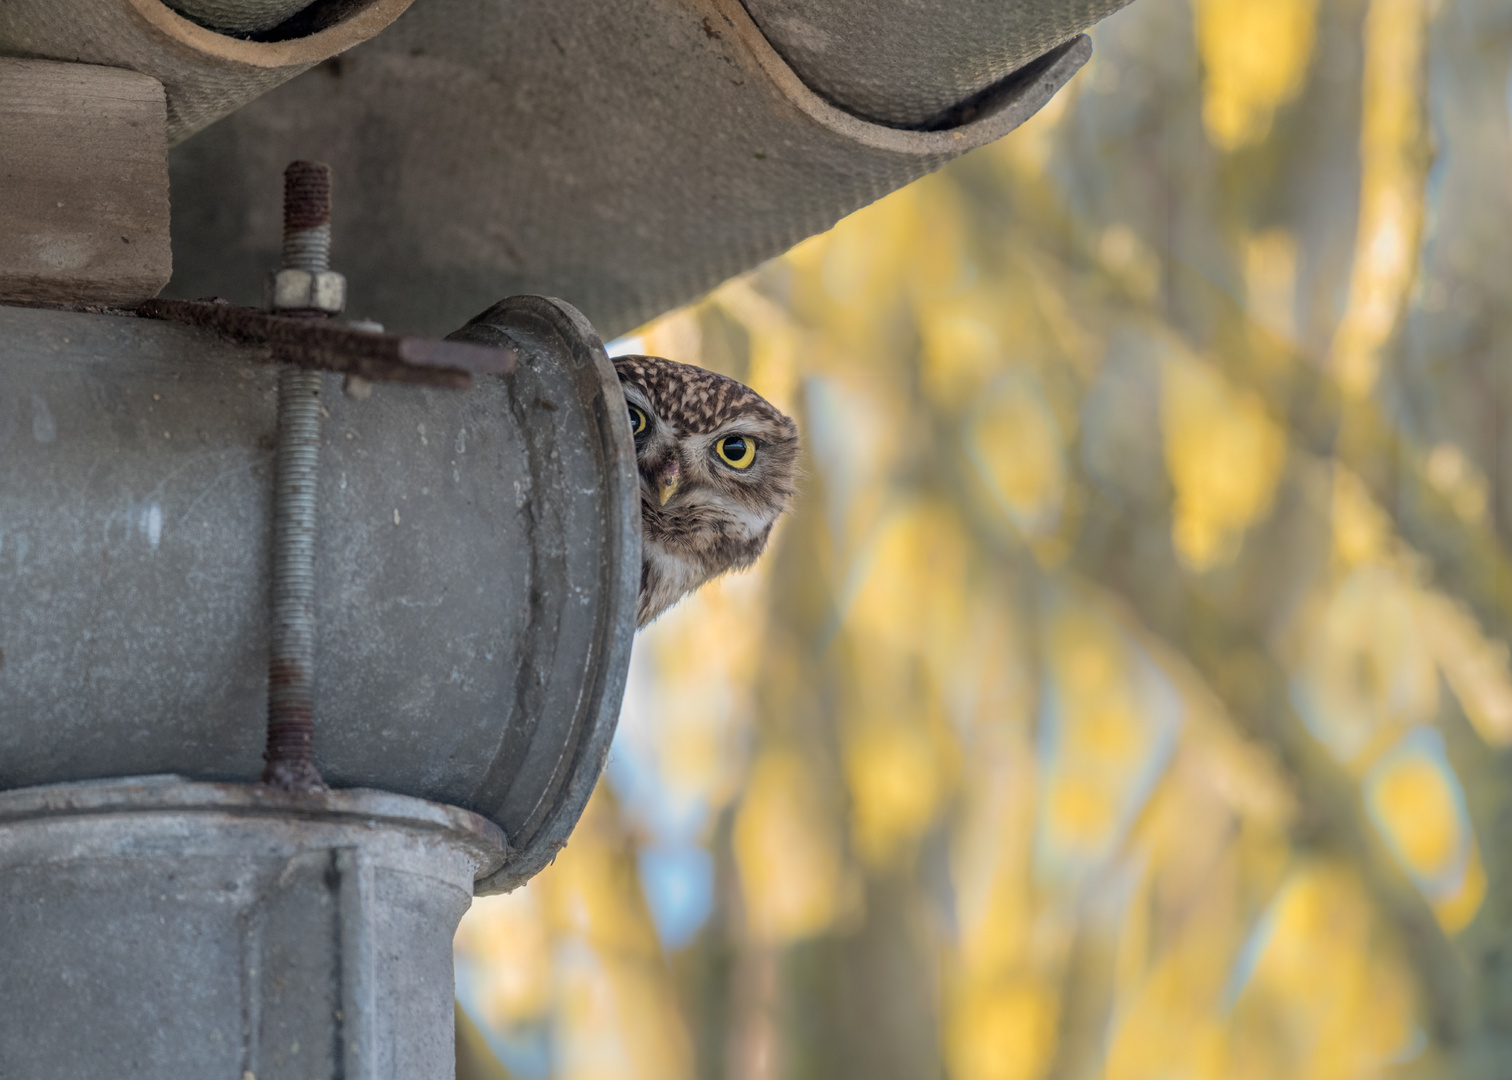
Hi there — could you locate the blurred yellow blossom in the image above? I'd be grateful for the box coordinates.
[843,719,945,868]
[967,376,1067,537]
[1229,865,1416,1079]
[1040,603,1180,870]
[1330,465,1391,567]
[845,501,972,672]
[946,981,1059,1080]
[922,310,1005,409]
[1373,751,1456,872]
[1162,352,1286,570]
[1098,224,1161,303]
[1366,728,1486,932]
[733,748,850,943]
[1195,0,1318,149]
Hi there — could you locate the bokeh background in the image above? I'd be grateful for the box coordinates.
[454,0,1512,1076]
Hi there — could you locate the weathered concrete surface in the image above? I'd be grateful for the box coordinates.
[0,0,418,142]
[165,0,1093,340]
[0,300,638,893]
[0,59,172,308]
[0,775,507,1080]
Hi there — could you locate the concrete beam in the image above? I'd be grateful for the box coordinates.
[0,58,171,308]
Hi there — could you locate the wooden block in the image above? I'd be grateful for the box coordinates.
[0,58,171,308]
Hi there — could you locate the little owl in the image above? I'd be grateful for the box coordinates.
[614,355,799,627]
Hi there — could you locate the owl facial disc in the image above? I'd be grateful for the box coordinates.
[612,354,800,627]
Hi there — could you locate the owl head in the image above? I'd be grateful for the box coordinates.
[613,355,799,627]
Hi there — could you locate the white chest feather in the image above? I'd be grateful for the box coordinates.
[644,537,713,602]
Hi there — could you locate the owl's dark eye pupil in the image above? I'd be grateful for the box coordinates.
[628,406,647,435]
[715,433,757,469]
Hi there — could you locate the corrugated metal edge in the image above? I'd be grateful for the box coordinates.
[123,0,418,70]
[712,0,1092,154]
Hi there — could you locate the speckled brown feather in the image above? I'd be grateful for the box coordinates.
[613,355,798,627]
[613,355,791,433]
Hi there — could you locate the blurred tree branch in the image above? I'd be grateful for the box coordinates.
[939,420,1474,1061]
[1070,465,1474,1055]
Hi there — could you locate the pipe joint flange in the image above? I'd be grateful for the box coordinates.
[267,268,347,314]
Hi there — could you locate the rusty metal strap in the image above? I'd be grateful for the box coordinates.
[138,298,517,389]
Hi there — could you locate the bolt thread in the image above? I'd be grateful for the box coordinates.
[264,365,325,790]
[282,226,331,274]
[264,159,333,792]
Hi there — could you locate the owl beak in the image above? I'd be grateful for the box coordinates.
[656,458,681,506]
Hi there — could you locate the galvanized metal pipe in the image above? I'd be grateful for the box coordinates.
[0,292,636,894]
[0,777,508,1078]
[264,161,332,791]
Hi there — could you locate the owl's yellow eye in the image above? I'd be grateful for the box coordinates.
[715,434,756,469]
[628,404,648,436]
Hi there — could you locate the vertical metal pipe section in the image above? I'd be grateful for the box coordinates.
[0,778,507,1079]
[264,161,331,791]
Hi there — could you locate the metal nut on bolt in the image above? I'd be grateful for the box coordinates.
[267,268,347,314]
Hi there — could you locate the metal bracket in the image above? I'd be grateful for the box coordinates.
[137,297,517,390]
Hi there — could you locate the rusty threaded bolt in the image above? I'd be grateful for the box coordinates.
[280,161,332,274]
[263,161,332,793]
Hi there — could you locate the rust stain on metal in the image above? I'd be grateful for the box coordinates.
[283,161,332,230]
[137,298,517,388]
[263,656,326,792]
